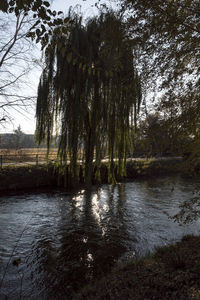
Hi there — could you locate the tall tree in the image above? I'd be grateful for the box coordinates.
[13,124,24,149]
[123,0,200,158]
[36,11,142,186]
[124,0,200,90]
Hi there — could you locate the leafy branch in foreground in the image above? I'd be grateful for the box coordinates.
[169,192,200,224]
[0,0,69,49]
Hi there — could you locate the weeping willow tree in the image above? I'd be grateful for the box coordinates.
[36,11,142,187]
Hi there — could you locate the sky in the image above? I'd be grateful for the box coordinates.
[0,0,114,134]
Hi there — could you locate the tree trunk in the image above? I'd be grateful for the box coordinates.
[84,72,99,188]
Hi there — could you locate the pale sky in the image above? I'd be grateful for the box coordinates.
[1,0,113,134]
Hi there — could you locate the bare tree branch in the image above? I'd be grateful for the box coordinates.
[0,11,41,125]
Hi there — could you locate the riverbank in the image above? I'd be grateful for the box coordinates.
[0,157,184,193]
[0,164,56,193]
[75,234,200,299]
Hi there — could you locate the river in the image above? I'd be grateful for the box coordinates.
[0,175,200,299]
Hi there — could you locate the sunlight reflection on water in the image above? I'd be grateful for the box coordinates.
[0,175,200,299]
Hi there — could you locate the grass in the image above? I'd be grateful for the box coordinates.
[74,234,200,299]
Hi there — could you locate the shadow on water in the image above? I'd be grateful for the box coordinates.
[1,177,200,299]
[41,186,131,299]
[0,185,133,299]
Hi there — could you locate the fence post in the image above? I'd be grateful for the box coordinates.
[36,154,38,166]
[0,155,2,169]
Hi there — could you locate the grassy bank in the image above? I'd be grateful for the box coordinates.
[75,234,200,300]
[126,157,183,177]
[0,157,184,192]
[0,164,56,193]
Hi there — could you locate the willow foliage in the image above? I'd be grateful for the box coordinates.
[36,11,142,186]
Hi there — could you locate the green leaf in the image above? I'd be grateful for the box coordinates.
[0,0,8,12]
[36,0,42,7]
[54,27,61,35]
[61,48,66,57]
[73,58,77,66]
[64,17,70,23]
[67,52,72,63]
[9,0,15,6]
[62,27,69,34]
[43,1,50,7]
[31,19,40,29]
[41,24,46,33]
[8,7,14,13]
[36,29,41,36]
[57,42,62,50]
[26,32,33,38]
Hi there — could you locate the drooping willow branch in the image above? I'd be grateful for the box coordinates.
[36,11,142,186]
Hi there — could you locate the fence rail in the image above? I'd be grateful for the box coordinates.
[0,153,58,168]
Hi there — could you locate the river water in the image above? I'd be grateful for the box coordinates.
[0,175,200,299]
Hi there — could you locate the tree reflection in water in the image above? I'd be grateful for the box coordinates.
[2,177,199,299]
[28,185,133,299]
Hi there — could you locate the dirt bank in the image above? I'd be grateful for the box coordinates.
[0,157,184,193]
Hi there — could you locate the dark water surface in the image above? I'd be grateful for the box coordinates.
[0,176,200,299]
